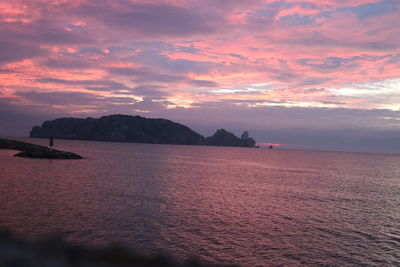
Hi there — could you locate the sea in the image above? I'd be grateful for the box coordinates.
[0,138,399,266]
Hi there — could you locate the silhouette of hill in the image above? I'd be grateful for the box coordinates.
[30,114,257,148]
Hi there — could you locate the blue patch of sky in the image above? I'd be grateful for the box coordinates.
[340,0,397,19]
[266,1,317,9]
[275,0,397,24]
[298,57,348,69]
[78,47,106,55]
[107,46,136,54]
[280,14,314,26]
[177,45,200,53]
[65,24,83,31]
[129,49,213,74]
[255,1,319,25]
[266,1,295,9]
[251,2,282,17]
[127,41,200,54]
[127,41,175,51]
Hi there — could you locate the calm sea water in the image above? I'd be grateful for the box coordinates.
[1,138,399,266]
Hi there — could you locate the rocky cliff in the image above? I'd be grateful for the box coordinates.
[30,114,257,148]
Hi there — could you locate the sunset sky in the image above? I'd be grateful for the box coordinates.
[0,0,399,153]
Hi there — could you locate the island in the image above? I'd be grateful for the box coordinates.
[0,138,82,159]
[29,114,257,148]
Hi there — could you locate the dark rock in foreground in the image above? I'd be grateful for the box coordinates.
[0,138,82,159]
[0,231,236,267]
[30,114,257,148]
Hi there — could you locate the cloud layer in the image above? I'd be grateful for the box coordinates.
[0,0,399,152]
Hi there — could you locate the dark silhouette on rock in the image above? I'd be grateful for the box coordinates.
[0,138,82,159]
[30,114,257,148]
[49,137,54,149]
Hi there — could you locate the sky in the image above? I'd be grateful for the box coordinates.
[0,0,399,153]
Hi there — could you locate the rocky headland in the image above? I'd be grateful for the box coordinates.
[0,138,82,159]
[30,114,257,148]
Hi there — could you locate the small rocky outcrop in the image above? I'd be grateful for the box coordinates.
[205,129,256,147]
[0,138,82,159]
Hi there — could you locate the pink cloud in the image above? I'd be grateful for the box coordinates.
[0,0,399,115]
[267,0,382,8]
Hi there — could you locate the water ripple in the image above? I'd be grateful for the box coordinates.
[1,138,400,265]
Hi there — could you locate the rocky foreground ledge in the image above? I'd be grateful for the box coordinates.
[0,138,82,159]
[0,232,233,267]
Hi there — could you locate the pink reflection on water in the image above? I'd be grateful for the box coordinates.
[0,138,400,265]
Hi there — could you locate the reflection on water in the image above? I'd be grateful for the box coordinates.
[0,138,400,265]
[0,149,20,157]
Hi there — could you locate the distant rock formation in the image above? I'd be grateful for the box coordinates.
[205,129,256,147]
[0,138,82,159]
[30,114,257,148]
